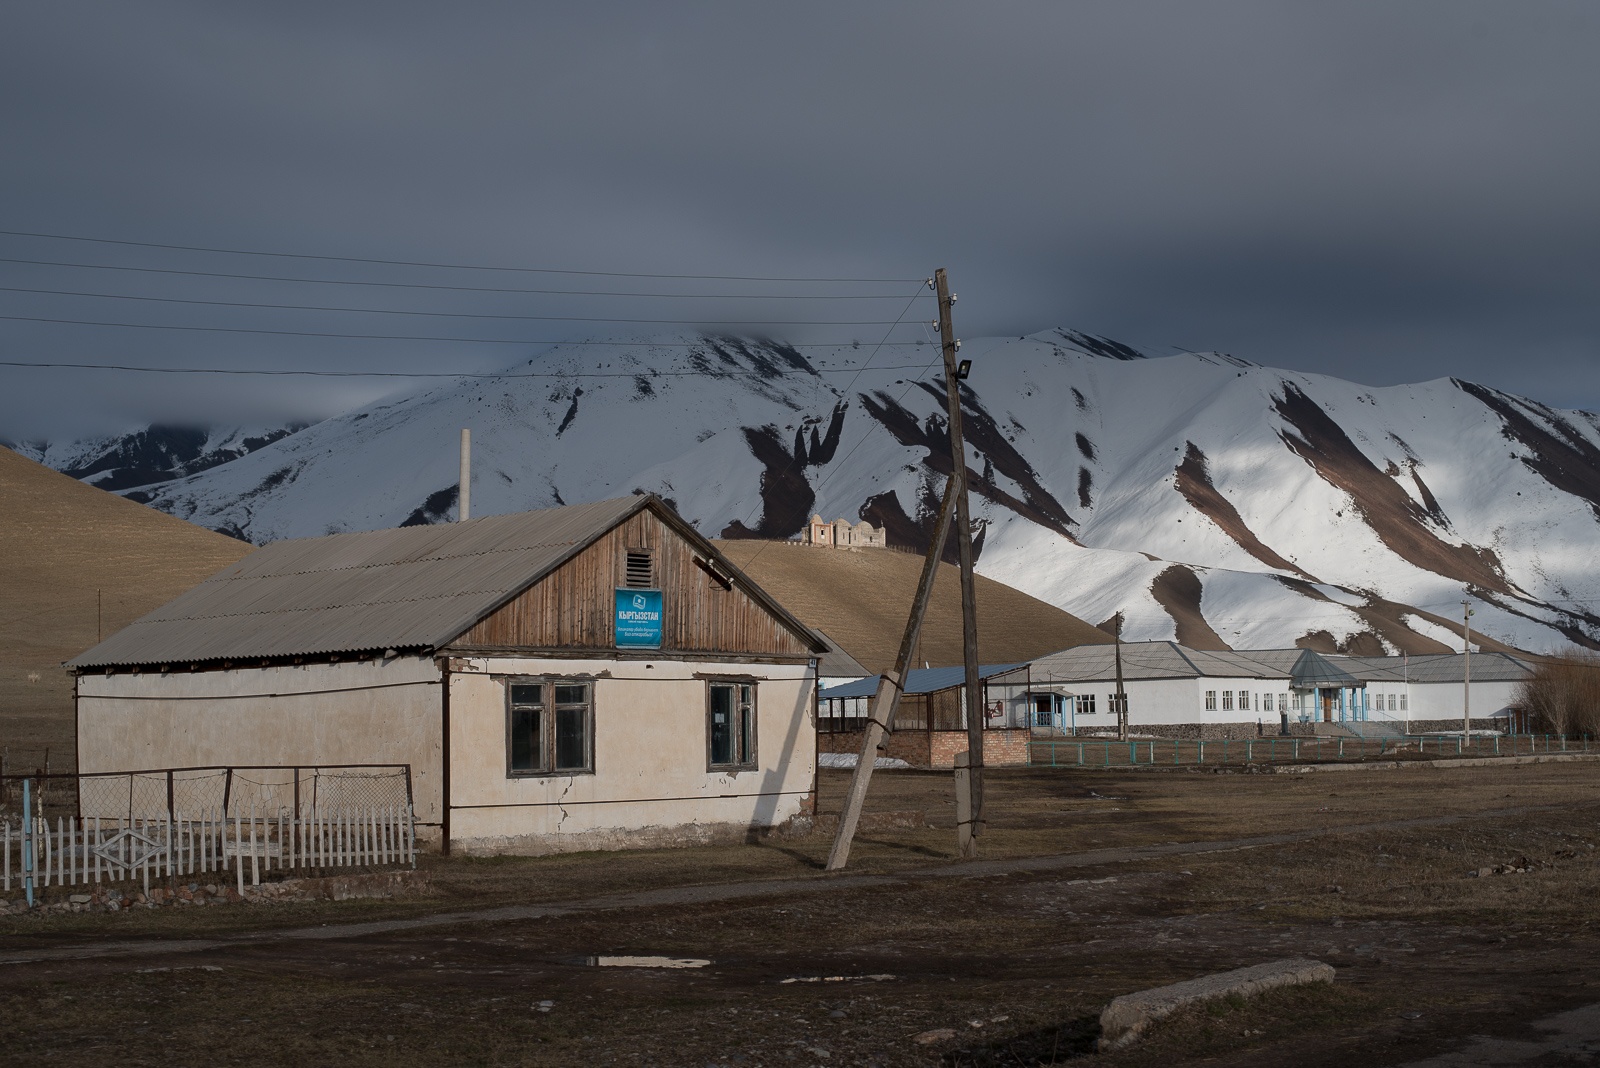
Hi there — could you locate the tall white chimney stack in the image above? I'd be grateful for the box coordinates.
[459,428,471,522]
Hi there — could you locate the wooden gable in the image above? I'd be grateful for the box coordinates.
[450,506,815,660]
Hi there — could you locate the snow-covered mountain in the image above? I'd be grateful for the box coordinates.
[12,424,302,491]
[24,330,1600,655]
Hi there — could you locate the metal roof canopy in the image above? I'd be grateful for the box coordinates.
[819,663,1027,701]
[1286,648,1363,689]
[70,494,825,669]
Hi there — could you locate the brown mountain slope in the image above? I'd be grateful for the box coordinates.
[714,540,1112,675]
[0,446,253,770]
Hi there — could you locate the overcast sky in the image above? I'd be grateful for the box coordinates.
[3,1,1598,440]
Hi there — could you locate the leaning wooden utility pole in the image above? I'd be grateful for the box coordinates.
[824,266,984,871]
[824,476,959,871]
[934,269,985,858]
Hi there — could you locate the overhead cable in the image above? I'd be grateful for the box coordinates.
[0,314,930,346]
[0,358,947,378]
[0,257,919,300]
[0,285,921,326]
[0,229,924,283]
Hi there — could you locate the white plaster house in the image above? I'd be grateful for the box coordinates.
[70,495,828,855]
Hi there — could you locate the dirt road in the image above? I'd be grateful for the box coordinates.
[3,764,1597,1066]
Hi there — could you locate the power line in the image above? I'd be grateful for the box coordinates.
[0,257,918,300]
[0,285,923,327]
[0,358,947,379]
[0,314,931,347]
[0,229,925,283]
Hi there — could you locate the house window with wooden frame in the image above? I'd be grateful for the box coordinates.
[1222,690,1234,711]
[707,680,757,770]
[1204,690,1217,711]
[506,679,594,777]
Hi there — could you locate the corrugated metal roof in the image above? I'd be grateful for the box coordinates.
[72,495,824,668]
[1030,642,1292,683]
[813,629,871,680]
[819,663,1027,701]
[1339,652,1532,684]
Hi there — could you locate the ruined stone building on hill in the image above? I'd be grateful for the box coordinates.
[803,514,886,549]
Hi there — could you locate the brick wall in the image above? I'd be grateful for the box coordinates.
[820,728,933,768]
[819,728,1028,768]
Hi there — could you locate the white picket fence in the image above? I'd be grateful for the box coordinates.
[3,805,415,898]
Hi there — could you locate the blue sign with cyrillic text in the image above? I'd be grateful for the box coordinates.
[615,588,663,649]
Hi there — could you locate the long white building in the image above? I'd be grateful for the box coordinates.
[1027,641,1532,738]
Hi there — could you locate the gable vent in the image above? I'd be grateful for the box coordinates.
[624,550,654,589]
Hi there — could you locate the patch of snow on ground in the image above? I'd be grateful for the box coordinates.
[818,753,913,770]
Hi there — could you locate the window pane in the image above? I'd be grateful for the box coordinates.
[555,684,588,706]
[511,684,541,706]
[510,706,541,772]
[710,684,734,765]
[554,705,588,770]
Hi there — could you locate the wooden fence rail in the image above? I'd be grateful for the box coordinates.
[2,804,416,900]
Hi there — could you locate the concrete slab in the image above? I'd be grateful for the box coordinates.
[1098,957,1335,1050]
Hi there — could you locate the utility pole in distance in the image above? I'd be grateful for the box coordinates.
[1113,613,1128,742]
[459,428,472,522]
[935,269,985,858]
[1462,592,1474,738]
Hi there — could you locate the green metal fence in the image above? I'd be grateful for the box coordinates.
[1027,733,1595,769]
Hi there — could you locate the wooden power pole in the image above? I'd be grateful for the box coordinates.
[825,266,984,869]
[1113,614,1128,742]
[934,269,985,858]
[1461,593,1473,738]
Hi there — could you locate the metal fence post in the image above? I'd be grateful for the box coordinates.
[22,778,34,908]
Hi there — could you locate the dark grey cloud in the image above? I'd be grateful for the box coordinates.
[2,1,1598,439]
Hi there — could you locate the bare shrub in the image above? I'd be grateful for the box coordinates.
[1516,647,1600,736]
